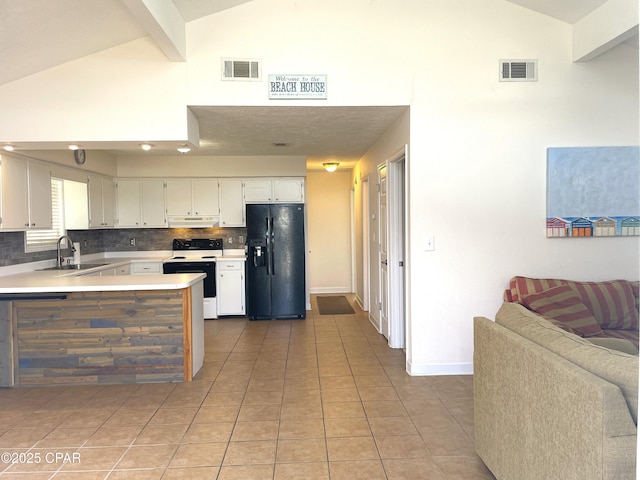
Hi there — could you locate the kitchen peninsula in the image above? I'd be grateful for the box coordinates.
[0,266,205,388]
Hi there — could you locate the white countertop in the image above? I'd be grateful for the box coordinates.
[0,250,247,295]
[0,271,206,294]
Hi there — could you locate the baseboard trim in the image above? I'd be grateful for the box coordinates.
[310,287,352,294]
[368,313,380,332]
[354,295,368,312]
[406,361,473,376]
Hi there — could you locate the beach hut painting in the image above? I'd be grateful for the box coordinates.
[546,146,640,238]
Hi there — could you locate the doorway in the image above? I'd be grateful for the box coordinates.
[378,147,407,349]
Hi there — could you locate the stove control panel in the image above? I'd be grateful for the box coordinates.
[172,238,223,251]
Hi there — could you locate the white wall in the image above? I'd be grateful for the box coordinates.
[116,155,306,177]
[0,0,637,376]
[306,170,352,294]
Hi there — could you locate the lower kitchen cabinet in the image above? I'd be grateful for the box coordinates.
[216,259,245,315]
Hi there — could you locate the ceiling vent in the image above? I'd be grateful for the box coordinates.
[222,58,261,81]
[499,59,537,82]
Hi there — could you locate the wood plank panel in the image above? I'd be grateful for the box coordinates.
[15,289,187,387]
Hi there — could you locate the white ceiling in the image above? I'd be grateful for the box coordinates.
[0,0,634,170]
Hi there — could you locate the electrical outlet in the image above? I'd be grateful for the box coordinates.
[227,237,233,244]
[239,235,244,243]
[130,238,136,246]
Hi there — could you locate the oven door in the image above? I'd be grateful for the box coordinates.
[162,261,216,298]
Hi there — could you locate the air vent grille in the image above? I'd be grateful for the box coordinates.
[499,59,537,82]
[222,58,261,81]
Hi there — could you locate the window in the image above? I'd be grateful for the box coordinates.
[25,178,65,252]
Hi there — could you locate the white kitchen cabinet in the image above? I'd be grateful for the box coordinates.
[114,264,130,275]
[216,259,245,315]
[219,179,244,227]
[0,157,52,230]
[243,178,273,203]
[243,177,305,204]
[116,179,166,228]
[141,180,166,227]
[130,261,162,274]
[88,174,116,228]
[274,178,305,202]
[166,179,219,216]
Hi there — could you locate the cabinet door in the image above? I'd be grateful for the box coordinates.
[116,179,141,227]
[87,174,103,228]
[166,179,192,216]
[27,162,52,229]
[219,179,244,227]
[140,180,166,227]
[102,178,116,227]
[243,178,272,203]
[192,179,219,215]
[217,263,245,315]
[274,178,305,203]
[1,157,29,229]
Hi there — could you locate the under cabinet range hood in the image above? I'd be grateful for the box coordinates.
[167,216,218,228]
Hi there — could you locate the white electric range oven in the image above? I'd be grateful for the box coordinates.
[163,238,223,319]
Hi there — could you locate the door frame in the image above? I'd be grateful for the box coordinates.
[361,175,370,311]
[378,146,407,349]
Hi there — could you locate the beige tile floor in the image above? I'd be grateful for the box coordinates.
[0,295,495,479]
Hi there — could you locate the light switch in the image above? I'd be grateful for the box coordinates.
[424,235,435,251]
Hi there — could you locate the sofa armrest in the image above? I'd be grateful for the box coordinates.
[474,317,636,480]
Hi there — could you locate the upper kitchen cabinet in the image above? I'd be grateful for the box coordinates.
[116,179,166,228]
[166,179,219,217]
[274,178,305,203]
[0,157,52,230]
[87,174,116,228]
[219,179,244,227]
[243,177,305,203]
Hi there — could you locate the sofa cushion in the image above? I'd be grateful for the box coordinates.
[521,285,603,337]
[588,337,639,355]
[496,302,639,424]
[510,276,639,330]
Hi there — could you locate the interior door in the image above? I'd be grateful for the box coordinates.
[378,163,389,339]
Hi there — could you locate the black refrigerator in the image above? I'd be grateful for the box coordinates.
[246,203,306,320]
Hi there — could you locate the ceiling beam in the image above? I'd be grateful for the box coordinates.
[573,0,639,61]
[121,0,186,61]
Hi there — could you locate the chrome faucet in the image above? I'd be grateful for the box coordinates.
[57,235,76,267]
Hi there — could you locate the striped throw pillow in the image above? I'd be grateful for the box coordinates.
[521,285,603,337]
[571,280,638,330]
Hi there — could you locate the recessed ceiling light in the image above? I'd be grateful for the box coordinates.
[140,144,152,151]
[68,144,79,151]
[177,145,191,154]
[3,145,14,152]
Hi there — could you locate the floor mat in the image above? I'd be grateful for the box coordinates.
[316,295,356,315]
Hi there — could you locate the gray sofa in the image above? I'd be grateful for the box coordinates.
[474,302,638,480]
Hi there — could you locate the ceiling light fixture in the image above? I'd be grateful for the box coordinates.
[177,145,191,154]
[3,145,15,152]
[323,162,339,172]
[140,143,152,151]
[68,144,79,151]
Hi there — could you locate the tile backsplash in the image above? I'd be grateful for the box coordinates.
[0,227,247,267]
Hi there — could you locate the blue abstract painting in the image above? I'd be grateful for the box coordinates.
[546,146,640,237]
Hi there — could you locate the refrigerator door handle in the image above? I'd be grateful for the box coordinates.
[270,217,275,275]
[265,217,270,274]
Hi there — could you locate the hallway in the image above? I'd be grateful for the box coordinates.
[0,296,494,479]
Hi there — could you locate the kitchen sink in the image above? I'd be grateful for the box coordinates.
[39,263,110,271]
